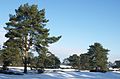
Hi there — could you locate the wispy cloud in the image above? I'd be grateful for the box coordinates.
[0,27,7,46]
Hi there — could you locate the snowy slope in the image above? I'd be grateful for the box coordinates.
[0,71,120,79]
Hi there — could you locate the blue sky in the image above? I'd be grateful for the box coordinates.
[0,0,120,62]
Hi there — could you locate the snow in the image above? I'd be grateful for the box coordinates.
[0,67,120,79]
[112,71,120,73]
[0,71,120,79]
[60,65,72,69]
[45,69,77,72]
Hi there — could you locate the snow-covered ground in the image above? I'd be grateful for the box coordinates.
[0,67,120,79]
[0,71,120,79]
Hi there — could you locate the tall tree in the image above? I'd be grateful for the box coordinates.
[4,3,61,73]
[87,43,109,71]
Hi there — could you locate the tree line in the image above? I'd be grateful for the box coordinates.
[63,43,109,71]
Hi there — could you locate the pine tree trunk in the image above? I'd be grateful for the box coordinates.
[24,36,28,73]
[24,57,27,73]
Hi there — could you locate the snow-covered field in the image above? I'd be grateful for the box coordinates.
[0,71,120,79]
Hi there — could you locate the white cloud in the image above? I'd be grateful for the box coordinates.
[49,45,87,62]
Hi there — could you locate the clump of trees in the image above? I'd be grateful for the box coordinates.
[29,52,61,70]
[63,43,109,71]
[0,3,61,73]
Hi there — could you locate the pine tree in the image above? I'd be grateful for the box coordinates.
[67,54,80,69]
[4,3,61,73]
[87,43,109,71]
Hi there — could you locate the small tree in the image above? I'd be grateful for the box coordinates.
[44,52,61,68]
[114,60,120,68]
[80,53,90,70]
[63,58,70,65]
[67,54,80,69]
